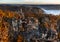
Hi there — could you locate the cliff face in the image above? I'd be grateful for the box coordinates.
[0,5,60,42]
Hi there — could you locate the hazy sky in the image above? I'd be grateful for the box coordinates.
[0,0,60,4]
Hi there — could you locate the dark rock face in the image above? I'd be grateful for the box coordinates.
[0,5,59,42]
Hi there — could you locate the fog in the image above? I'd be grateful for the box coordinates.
[44,10,60,15]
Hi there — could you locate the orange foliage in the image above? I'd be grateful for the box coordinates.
[17,35,23,42]
[0,21,9,42]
